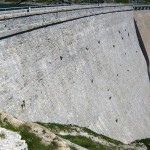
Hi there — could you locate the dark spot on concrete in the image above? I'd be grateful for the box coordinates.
[117,74,118,76]
[118,30,120,34]
[8,96,13,100]
[91,79,93,83]
[21,100,26,110]
[108,89,109,91]
[60,56,63,60]
[136,51,137,53]
[98,41,100,44]
[113,45,115,48]
[116,119,118,122]
[109,96,111,99]
[125,29,126,31]
[127,70,129,72]
[125,53,126,55]
[122,37,124,40]
[128,33,130,37]
[86,47,89,50]
[21,104,23,109]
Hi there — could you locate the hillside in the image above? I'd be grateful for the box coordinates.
[0,110,149,150]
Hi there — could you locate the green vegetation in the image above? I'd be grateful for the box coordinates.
[0,117,150,150]
[70,146,78,150]
[144,0,150,2]
[0,132,6,139]
[0,118,53,150]
[37,122,79,132]
[37,122,123,145]
[133,138,150,150]
[18,125,53,150]
[82,127,123,145]
[61,135,112,150]
[115,0,128,3]
[37,122,119,149]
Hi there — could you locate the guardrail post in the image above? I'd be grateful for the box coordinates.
[27,6,31,12]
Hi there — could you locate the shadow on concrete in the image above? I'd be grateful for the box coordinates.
[134,20,150,81]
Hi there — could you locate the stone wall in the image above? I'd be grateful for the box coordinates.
[0,6,149,144]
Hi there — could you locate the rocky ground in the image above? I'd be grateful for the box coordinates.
[0,109,149,150]
[0,127,27,150]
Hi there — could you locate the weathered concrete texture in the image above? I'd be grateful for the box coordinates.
[0,4,129,16]
[0,5,132,38]
[0,127,28,150]
[0,9,150,144]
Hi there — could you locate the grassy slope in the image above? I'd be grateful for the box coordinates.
[37,122,123,145]
[37,122,150,150]
[0,117,150,150]
[133,139,150,150]
[61,135,113,150]
[0,118,53,150]
[37,122,124,150]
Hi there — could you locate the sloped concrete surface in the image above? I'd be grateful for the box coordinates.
[0,8,149,144]
[134,10,150,79]
[0,127,27,150]
[134,11,150,58]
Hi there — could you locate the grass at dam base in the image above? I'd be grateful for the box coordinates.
[0,115,150,150]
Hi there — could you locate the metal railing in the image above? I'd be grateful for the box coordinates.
[0,4,66,11]
[0,3,149,12]
[133,4,150,10]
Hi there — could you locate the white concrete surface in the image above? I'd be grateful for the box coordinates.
[0,7,149,144]
[0,127,28,150]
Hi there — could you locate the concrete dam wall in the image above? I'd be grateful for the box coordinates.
[0,5,150,144]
